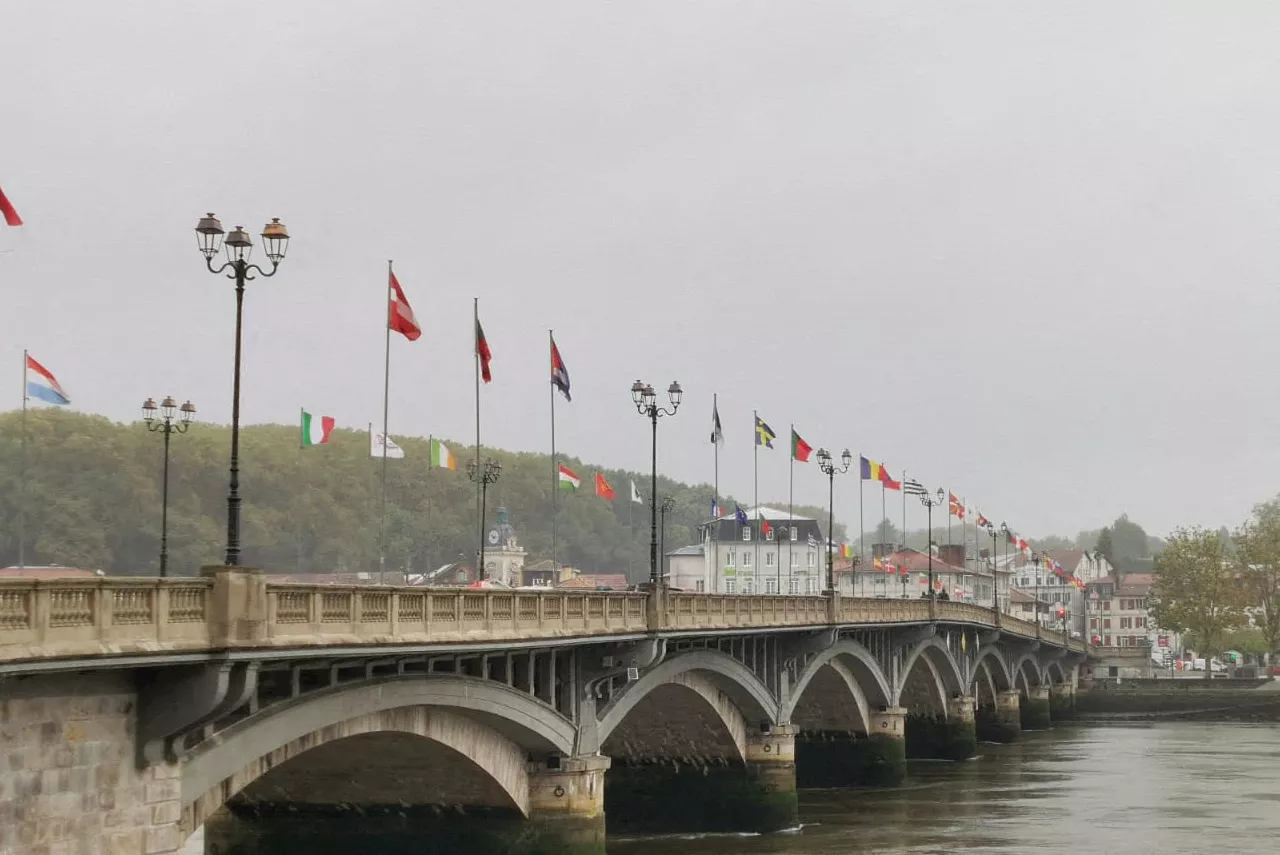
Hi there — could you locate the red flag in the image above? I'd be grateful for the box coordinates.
[388,273,420,341]
[476,317,493,383]
[594,472,615,501]
[760,516,773,538]
[948,493,965,519]
[0,185,22,227]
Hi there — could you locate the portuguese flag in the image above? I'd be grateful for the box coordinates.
[301,410,334,447]
[791,428,813,463]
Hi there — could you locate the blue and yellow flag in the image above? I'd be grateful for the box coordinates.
[754,416,776,448]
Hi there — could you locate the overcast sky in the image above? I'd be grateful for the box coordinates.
[4,2,1280,540]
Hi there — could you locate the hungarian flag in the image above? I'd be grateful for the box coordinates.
[388,273,420,341]
[557,465,580,491]
[595,472,615,500]
[300,410,334,447]
[791,428,813,462]
[476,316,493,383]
[551,337,570,401]
[0,184,22,227]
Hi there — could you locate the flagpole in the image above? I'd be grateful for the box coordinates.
[788,423,794,591]
[713,393,720,594]
[753,409,759,590]
[19,349,27,568]
[426,433,434,578]
[902,469,908,554]
[379,261,393,585]
[857,452,864,562]
[947,489,952,546]
[474,297,482,572]
[549,330,558,577]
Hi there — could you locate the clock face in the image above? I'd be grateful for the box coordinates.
[488,529,500,545]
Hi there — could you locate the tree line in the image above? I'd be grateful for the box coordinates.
[0,409,845,579]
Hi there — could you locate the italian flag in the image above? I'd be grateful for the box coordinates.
[558,465,580,491]
[301,410,334,447]
[430,438,457,470]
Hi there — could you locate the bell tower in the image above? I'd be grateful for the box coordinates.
[485,506,526,586]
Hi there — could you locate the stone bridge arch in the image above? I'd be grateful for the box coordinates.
[782,639,893,734]
[899,637,966,714]
[1011,653,1045,693]
[593,649,777,762]
[180,675,574,837]
[972,645,1014,705]
[1045,659,1068,684]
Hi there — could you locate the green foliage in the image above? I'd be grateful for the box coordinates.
[0,409,844,578]
[1150,527,1250,661]
[1234,496,1280,654]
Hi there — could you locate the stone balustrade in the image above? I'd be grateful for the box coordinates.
[0,574,1085,666]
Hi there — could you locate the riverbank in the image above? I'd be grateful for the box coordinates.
[1077,678,1280,721]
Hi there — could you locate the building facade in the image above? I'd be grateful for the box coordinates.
[1084,573,1170,654]
[669,507,826,594]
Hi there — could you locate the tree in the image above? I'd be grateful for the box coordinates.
[1094,527,1115,570]
[1235,497,1280,657]
[1150,527,1250,677]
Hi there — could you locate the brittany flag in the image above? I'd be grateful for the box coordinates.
[24,353,69,406]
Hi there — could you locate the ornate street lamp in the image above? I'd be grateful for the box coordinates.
[815,448,852,593]
[919,488,946,598]
[467,458,502,581]
[632,380,682,587]
[142,396,195,577]
[981,520,1005,612]
[659,496,676,585]
[194,213,290,566]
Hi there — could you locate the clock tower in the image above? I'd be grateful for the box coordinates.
[485,507,526,586]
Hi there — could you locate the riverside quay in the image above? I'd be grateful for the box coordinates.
[0,569,1086,854]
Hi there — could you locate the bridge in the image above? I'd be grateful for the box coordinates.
[0,567,1086,855]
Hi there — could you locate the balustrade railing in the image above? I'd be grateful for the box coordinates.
[0,575,1086,664]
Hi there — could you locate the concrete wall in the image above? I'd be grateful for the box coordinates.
[0,671,182,855]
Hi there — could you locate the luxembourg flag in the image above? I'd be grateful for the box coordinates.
[25,353,69,406]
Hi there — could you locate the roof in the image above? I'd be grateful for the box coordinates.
[1009,588,1037,604]
[667,545,704,557]
[1117,573,1154,596]
[1047,548,1086,571]
[0,566,99,578]
[714,506,815,522]
[557,573,630,591]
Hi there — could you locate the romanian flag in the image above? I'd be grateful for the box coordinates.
[860,456,901,490]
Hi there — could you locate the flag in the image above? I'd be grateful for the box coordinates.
[711,400,724,445]
[807,533,819,548]
[551,338,571,401]
[558,465,580,491]
[760,516,773,539]
[948,493,965,519]
[735,505,749,526]
[24,355,69,406]
[630,480,644,504]
[976,512,990,528]
[791,429,813,462]
[370,431,404,459]
[595,472,615,500]
[710,497,720,518]
[840,543,854,559]
[388,273,420,341]
[300,410,334,447]
[0,184,22,227]
[430,438,457,470]
[754,416,776,448]
[903,478,927,496]
[860,456,900,490]
[476,316,493,383]
[873,556,884,571]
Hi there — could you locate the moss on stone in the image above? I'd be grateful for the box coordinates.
[605,759,797,835]
[795,731,906,788]
[905,713,977,761]
[1020,697,1052,730]
[1049,692,1075,721]
[975,707,1020,743]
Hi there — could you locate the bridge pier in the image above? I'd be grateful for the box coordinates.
[795,707,906,788]
[1021,686,1052,730]
[526,755,610,854]
[1049,683,1075,721]
[977,690,1022,743]
[905,696,977,762]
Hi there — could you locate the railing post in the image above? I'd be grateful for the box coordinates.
[645,585,664,632]
[827,589,840,626]
[200,565,268,648]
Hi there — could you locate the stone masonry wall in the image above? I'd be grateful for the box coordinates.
[0,671,182,855]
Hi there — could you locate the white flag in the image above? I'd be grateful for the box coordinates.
[370,431,405,459]
[630,480,644,504]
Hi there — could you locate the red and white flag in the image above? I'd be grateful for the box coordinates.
[388,272,420,341]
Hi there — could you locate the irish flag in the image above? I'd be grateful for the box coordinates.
[558,465,580,491]
[430,438,456,470]
[301,410,334,447]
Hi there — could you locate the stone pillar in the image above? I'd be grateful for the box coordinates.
[1049,683,1075,721]
[944,695,978,760]
[905,697,977,762]
[526,755,610,855]
[607,728,799,835]
[1021,685,1052,730]
[978,690,1022,742]
[858,707,907,785]
[200,564,268,647]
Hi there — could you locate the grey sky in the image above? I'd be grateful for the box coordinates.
[4,2,1280,539]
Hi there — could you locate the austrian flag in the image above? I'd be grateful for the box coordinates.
[388,273,420,341]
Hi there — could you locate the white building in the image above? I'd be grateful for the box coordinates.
[666,506,826,594]
[1009,548,1113,637]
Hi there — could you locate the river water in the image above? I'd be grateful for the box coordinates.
[181,723,1280,854]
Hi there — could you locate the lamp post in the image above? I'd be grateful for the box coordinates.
[467,458,502,581]
[918,488,945,598]
[1031,552,1044,636]
[658,496,676,586]
[998,522,1011,612]
[815,448,852,593]
[982,521,1000,611]
[632,380,682,588]
[142,396,195,577]
[194,213,290,566]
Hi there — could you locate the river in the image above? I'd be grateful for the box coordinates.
[181,723,1280,854]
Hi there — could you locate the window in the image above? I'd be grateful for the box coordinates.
[1103,618,1111,629]
[765,552,775,568]
[807,552,816,569]
[725,551,736,568]
[1120,617,1131,629]
[765,578,779,594]
[766,528,774,542]
[788,579,800,595]
[1136,616,1146,628]
[1104,634,1112,645]
[725,579,737,594]
[742,528,751,542]
[790,526,798,542]
[1102,600,1112,612]
[742,552,753,568]
[1089,618,1098,630]
[743,580,755,594]
[790,553,798,568]
[805,578,818,595]
[695,580,705,592]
